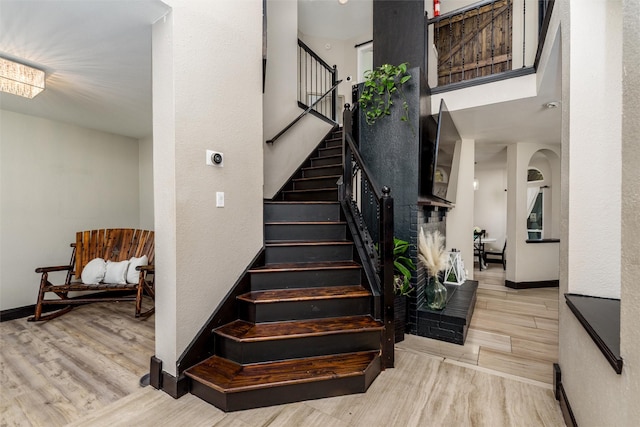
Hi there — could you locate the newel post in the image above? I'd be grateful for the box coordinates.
[380,186,394,368]
[341,104,353,202]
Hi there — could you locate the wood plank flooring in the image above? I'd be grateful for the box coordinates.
[397,265,559,385]
[1,295,564,426]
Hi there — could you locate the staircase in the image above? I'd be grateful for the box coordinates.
[184,128,385,411]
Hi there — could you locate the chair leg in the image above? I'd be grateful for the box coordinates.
[28,306,74,322]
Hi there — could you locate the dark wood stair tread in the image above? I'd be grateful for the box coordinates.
[238,285,370,304]
[250,261,361,273]
[265,241,351,247]
[185,351,379,393]
[264,200,339,205]
[292,175,341,182]
[215,315,383,342]
[301,165,342,171]
[282,187,337,193]
[264,221,346,226]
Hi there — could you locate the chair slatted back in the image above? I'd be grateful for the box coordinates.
[75,229,154,279]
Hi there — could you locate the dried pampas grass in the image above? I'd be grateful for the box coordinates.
[418,228,448,278]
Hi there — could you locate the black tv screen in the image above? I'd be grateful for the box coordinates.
[431,99,461,203]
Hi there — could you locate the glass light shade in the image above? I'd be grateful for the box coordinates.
[0,57,45,99]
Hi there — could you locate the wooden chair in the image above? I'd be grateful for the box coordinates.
[473,229,486,270]
[483,240,506,270]
[29,229,155,321]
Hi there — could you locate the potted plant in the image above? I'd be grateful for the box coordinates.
[393,237,415,342]
[418,229,449,310]
[358,63,412,126]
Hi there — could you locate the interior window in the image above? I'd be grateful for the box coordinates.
[527,168,544,239]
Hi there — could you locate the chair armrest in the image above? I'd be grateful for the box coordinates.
[35,265,73,273]
[136,264,154,273]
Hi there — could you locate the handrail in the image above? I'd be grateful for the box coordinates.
[340,103,395,369]
[266,80,342,144]
[298,38,338,121]
[298,39,334,74]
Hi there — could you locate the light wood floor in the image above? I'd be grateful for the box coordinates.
[1,296,564,426]
[399,264,559,385]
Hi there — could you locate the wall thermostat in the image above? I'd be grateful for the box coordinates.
[206,150,224,167]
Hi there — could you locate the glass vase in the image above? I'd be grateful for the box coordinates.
[426,275,448,310]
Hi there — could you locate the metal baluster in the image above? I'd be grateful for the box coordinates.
[436,22,441,85]
[491,0,495,74]
[461,13,465,82]
[507,0,512,69]
[476,7,480,78]
[448,17,453,84]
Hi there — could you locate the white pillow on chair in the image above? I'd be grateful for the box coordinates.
[104,260,129,285]
[127,255,148,284]
[81,258,107,285]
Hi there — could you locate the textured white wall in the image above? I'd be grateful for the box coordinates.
[473,166,507,251]
[0,110,140,310]
[152,0,263,376]
[263,0,332,198]
[564,0,621,299]
[506,142,560,283]
[558,1,640,426]
[445,138,475,279]
[138,135,154,230]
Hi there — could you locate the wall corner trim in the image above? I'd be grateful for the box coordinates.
[554,363,579,427]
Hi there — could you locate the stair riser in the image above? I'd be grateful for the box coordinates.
[324,139,342,148]
[293,177,340,190]
[318,146,342,157]
[190,366,376,412]
[239,297,371,323]
[250,268,361,291]
[265,223,346,242]
[215,330,382,365]
[310,156,341,167]
[302,165,342,178]
[265,244,352,264]
[264,203,340,222]
[282,189,338,202]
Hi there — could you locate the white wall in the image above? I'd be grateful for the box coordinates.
[506,142,560,283]
[473,165,507,251]
[558,1,639,425]
[299,32,371,107]
[0,110,140,310]
[445,138,475,279]
[139,135,154,230]
[152,0,263,376]
[263,0,332,198]
[562,0,621,300]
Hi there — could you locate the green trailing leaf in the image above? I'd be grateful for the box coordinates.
[358,62,412,126]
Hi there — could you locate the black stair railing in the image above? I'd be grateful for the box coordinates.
[298,39,338,121]
[266,40,341,144]
[266,80,341,144]
[339,104,395,369]
[427,0,555,89]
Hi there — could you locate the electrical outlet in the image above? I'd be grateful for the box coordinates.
[216,192,224,207]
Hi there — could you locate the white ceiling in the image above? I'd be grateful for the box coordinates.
[298,0,372,41]
[0,0,560,158]
[0,0,170,139]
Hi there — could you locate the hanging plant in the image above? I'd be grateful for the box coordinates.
[358,62,412,125]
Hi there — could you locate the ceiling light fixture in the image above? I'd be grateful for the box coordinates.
[0,57,45,99]
[338,0,349,4]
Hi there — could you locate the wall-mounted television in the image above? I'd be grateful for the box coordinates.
[421,99,461,204]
